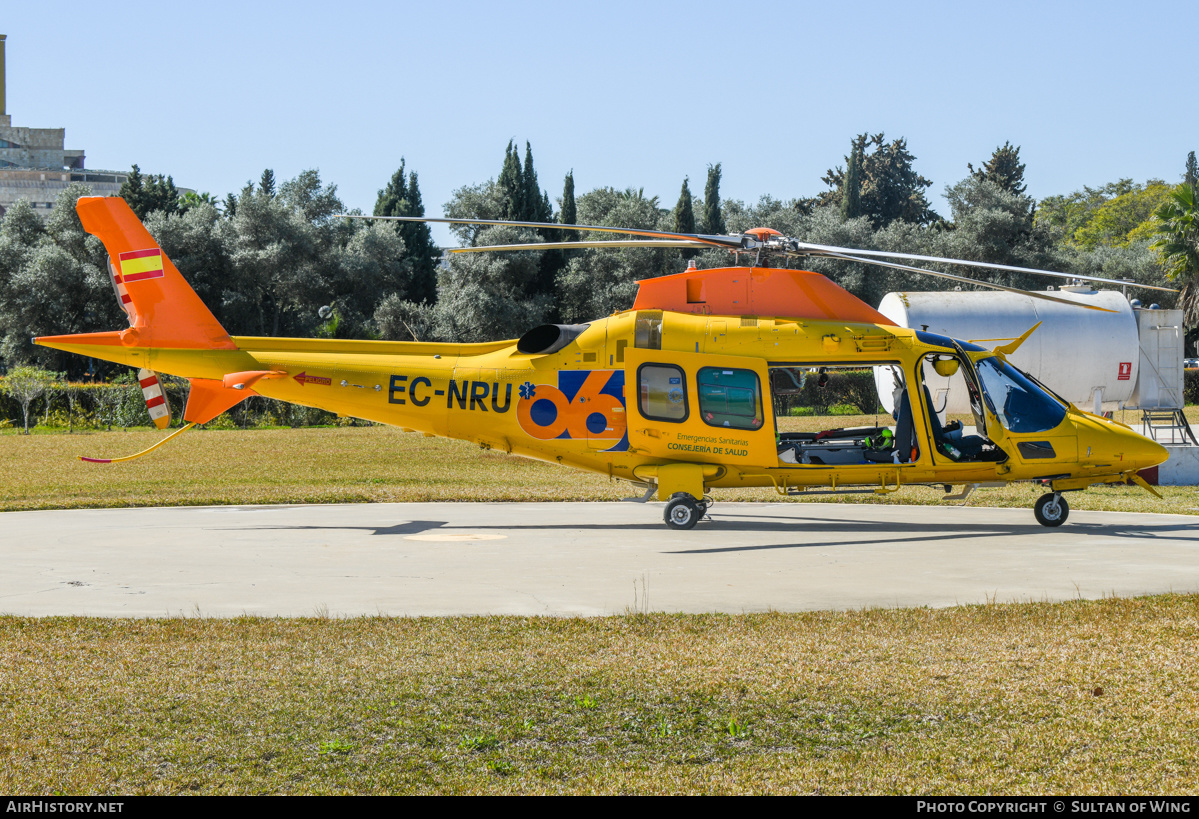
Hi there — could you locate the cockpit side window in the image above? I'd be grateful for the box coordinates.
[974,356,1067,434]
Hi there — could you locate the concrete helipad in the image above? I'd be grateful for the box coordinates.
[2,502,1198,617]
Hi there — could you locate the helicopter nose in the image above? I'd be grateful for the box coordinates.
[1104,425,1169,472]
[1075,416,1169,473]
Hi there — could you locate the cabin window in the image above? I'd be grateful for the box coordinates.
[638,363,688,422]
[697,367,763,430]
[770,362,918,465]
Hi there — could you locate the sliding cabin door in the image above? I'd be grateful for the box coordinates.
[625,349,777,468]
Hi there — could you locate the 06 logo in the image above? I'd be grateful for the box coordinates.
[517,370,627,448]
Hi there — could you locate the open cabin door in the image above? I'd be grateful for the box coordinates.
[625,348,777,468]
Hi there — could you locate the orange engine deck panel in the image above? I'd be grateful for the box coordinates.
[632,266,896,324]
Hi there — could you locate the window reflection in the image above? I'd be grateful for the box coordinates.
[698,367,763,430]
[974,357,1066,433]
[638,364,687,422]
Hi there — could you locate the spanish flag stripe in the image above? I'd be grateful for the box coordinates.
[121,248,162,261]
[123,269,165,282]
[120,255,163,276]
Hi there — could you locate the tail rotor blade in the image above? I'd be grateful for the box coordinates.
[136,368,173,430]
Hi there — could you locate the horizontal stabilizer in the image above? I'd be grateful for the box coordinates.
[184,379,257,426]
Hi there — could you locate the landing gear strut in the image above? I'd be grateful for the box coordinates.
[664,493,708,530]
[1034,492,1069,527]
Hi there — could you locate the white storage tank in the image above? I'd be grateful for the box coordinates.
[875,288,1141,416]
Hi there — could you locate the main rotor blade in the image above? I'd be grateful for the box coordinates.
[337,214,744,250]
[449,239,714,253]
[816,251,1117,313]
[792,241,1177,293]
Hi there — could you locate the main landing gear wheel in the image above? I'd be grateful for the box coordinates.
[1034,492,1069,527]
[664,493,704,530]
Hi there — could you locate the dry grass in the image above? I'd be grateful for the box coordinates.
[2,597,1197,794]
[0,423,1193,516]
[3,422,1195,794]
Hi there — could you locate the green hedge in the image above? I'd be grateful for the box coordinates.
[0,379,343,430]
[771,369,884,416]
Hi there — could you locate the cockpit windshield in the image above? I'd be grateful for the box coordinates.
[974,356,1067,434]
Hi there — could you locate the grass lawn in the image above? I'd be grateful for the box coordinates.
[2,598,1197,794]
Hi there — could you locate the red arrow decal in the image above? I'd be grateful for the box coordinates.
[294,371,332,387]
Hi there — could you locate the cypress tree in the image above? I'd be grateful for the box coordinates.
[703,163,725,235]
[374,159,439,304]
[841,145,863,220]
[120,165,180,218]
[401,171,438,304]
[675,177,696,234]
[497,140,524,221]
[560,170,577,234]
[522,141,550,222]
[1185,151,1198,188]
[676,177,696,260]
[374,162,409,217]
[820,133,938,227]
[147,174,180,216]
[119,164,146,218]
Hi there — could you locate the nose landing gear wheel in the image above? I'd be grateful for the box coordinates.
[664,493,703,530]
[1034,492,1069,527]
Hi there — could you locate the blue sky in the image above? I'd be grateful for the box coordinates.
[5,0,1196,244]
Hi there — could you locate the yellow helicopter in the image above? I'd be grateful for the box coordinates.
[36,197,1170,529]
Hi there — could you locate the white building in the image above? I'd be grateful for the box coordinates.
[0,34,132,217]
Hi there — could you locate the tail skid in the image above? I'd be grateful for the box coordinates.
[81,423,196,464]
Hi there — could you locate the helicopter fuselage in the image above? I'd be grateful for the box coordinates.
[50,303,1164,504]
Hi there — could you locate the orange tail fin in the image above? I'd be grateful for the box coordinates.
[76,196,235,350]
